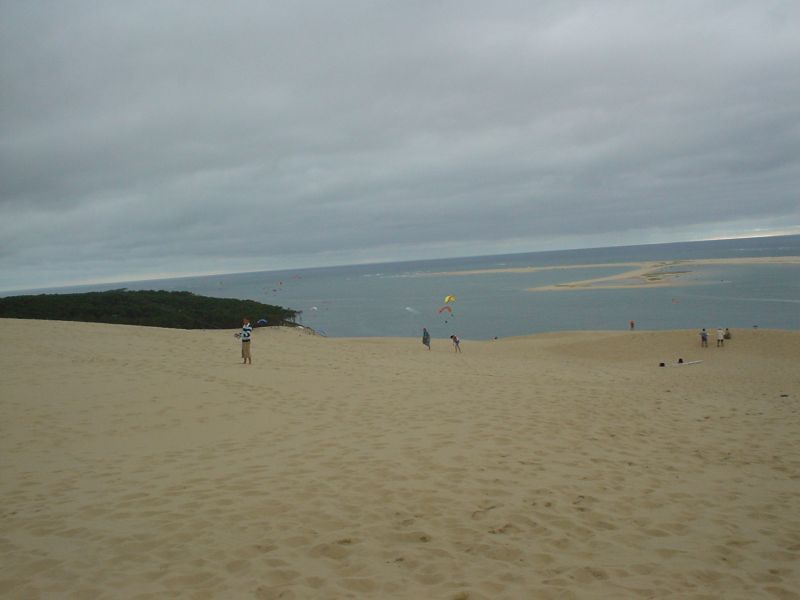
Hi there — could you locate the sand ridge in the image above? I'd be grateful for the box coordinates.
[1,319,799,599]
[414,256,800,291]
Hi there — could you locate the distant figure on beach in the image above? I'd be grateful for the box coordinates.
[716,327,725,347]
[724,328,732,340]
[422,327,431,350]
[241,317,253,364]
[700,328,708,347]
[450,335,461,353]
[630,320,635,330]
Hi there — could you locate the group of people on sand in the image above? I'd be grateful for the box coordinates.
[239,316,739,362]
[238,317,739,362]
[700,327,731,348]
[422,327,461,352]
[237,319,463,364]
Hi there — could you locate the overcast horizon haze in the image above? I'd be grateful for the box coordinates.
[2,1,799,292]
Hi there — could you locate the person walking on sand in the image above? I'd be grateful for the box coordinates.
[700,328,708,347]
[422,327,431,350]
[716,327,725,347]
[240,317,253,364]
[450,334,461,353]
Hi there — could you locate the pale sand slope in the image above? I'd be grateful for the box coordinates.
[1,319,799,600]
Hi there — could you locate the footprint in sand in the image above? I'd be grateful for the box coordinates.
[488,523,519,535]
[471,504,498,520]
[254,586,295,600]
[309,542,352,560]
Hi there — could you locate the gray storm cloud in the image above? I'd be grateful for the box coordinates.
[1,1,799,290]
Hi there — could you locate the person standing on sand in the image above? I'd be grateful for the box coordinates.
[630,320,635,330]
[422,327,431,350]
[240,317,253,364]
[450,334,461,353]
[700,328,708,347]
[716,327,725,347]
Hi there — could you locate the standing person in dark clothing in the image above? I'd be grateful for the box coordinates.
[422,327,431,350]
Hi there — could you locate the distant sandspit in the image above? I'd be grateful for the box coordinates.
[2,319,799,599]
[417,256,800,291]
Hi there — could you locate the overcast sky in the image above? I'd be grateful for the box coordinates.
[2,1,799,291]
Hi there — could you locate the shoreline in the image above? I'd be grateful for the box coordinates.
[414,255,800,291]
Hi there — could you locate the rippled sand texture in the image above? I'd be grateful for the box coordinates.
[1,319,799,599]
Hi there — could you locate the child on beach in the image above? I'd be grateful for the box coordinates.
[700,328,708,347]
[450,335,461,353]
[240,317,253,364]
[716,327,725,347]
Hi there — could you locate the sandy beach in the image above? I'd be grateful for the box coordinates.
[1,318,799,599]
[418,256,800,291]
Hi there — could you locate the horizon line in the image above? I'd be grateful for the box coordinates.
[3,230,799,295]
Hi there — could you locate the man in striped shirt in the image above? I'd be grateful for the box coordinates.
[240,317,253,364]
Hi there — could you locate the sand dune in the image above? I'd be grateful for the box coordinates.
[1,319,799,599]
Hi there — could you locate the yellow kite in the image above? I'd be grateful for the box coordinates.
[444,295,456,303]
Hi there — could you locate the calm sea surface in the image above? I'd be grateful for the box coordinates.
[9,236,800,339]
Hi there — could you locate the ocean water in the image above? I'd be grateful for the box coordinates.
[8,235,800,339]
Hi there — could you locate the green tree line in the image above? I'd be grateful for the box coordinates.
[0,289,299,330]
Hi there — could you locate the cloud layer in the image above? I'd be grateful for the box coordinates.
[2,1,799,290]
